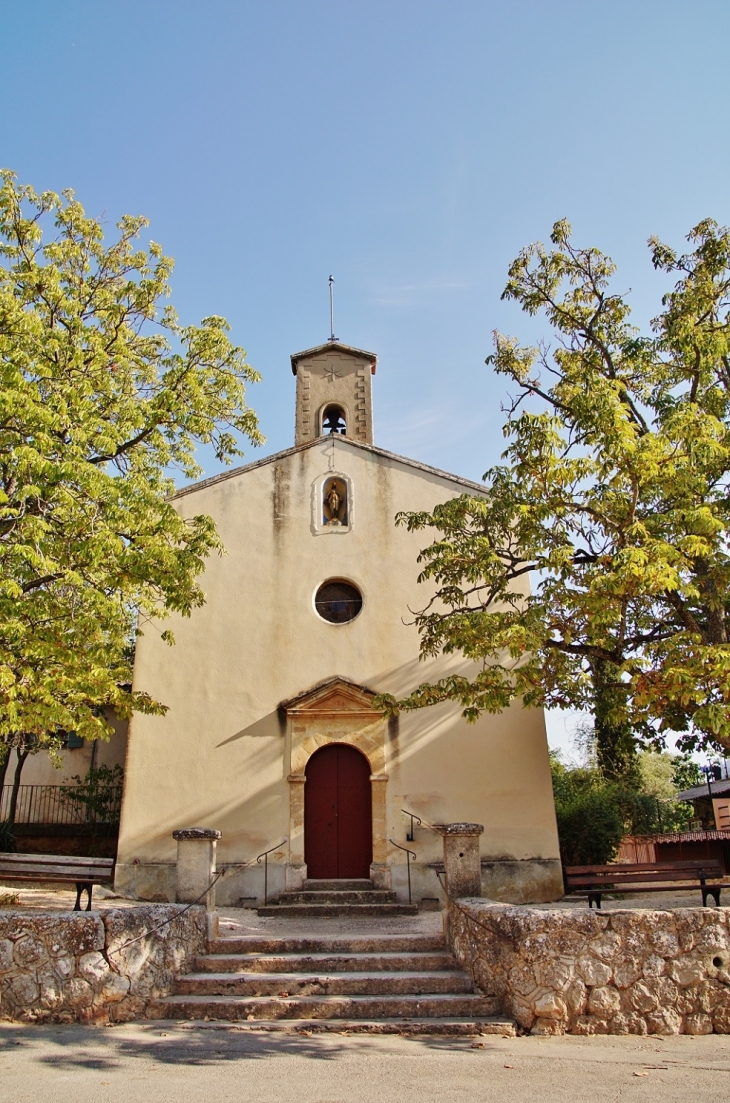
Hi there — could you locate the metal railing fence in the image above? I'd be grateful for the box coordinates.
[0,785,122,825]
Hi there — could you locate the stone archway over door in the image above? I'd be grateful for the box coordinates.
[283,677,390,892]
[305,743,373,879]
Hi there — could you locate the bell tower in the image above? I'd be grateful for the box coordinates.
[291,341,377,446]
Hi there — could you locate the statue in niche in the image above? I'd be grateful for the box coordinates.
[323,478,347,526]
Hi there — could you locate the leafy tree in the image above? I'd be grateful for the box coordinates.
[0,171,263,756]
[671,754,704,792]
[379,219,730,779]
[550,751,694,864]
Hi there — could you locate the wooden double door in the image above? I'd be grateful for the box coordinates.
[304,743,373,879]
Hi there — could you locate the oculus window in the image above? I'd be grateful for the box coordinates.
[315,579,362,624]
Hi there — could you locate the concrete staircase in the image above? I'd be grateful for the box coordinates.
[257,878,419,918]
[147,930,515,1035]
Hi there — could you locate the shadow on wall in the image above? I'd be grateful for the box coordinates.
[216,707,287,746]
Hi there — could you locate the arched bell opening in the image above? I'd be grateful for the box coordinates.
[304,743,373,879]
[321,404,347,436]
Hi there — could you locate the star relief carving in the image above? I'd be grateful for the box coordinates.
[324,364,342,382]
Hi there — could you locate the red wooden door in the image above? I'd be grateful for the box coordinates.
[304,744,373,878]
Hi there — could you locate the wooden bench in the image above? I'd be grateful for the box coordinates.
[0,852,115,910]
[564,860,730,909]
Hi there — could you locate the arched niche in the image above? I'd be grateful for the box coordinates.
[322,475,348,526]
[310,470,354,535]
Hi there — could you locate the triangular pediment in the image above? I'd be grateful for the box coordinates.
[282,677,381,716]
[171,437,485,502]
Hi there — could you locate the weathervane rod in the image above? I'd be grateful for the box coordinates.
[328,275,337,342]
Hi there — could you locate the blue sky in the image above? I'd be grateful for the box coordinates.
[4,0,730,756]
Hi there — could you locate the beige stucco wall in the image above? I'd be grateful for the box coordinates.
[2,715,127,790]
[116,436,561,905]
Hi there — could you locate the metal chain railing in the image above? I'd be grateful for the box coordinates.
[435,869,498,936]
[108,837,288,957]
[107,867,227,957]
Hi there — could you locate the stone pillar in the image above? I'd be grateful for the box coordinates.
[286,774,308,891]
[434,823,484,899]
[369,774,391,889]
[172,827,221,910]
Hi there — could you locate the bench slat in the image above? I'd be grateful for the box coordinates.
[0,861,113,877]
[564,859,729,907]
[566,860,722,875]
[579,883,730,894]
[566,872,721,887]
[0,872,113,884]
[0,852,113,868]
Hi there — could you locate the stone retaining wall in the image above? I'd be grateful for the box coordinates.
[0,905,205,1023]
[448,899,730,1035]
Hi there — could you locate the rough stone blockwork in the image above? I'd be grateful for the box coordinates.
[448,900,730,1036]
[0,905,205,1024]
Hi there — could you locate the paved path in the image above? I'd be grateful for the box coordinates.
[1,1021,729,1102]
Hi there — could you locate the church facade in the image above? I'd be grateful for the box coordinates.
[115,341,563,906]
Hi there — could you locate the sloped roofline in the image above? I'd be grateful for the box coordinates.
[290,341,378,375]
[677,779,730,801]
[170,436,486,500]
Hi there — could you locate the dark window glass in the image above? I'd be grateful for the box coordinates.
[315,580,362,624]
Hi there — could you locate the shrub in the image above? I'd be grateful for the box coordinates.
[550,750,697,865]
[0,820,16,852]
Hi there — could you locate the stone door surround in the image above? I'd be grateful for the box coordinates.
[283,677,389,890]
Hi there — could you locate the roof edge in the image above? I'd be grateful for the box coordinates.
[290,341,378,375]
[169,436,487,501]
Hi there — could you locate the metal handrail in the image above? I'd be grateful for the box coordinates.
[389,838,417,905]
[256,838,287,905]
[400,808,422,841]
[401,807,437,840]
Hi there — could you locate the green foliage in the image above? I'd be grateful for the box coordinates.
[379,218,730,775]
[550,751,694,864]
[0,171,263,753]
[671,754,704,792]
[60,763,123,823]
[550,755,625,864]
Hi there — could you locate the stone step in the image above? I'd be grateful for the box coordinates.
[208,935,446,955]
[276,890,398,905]
[303,879,375,891]
[148,992,501,1022]
[174,970,473,997]
[195,951,458,974]
[256,903,419,918]
[179,1017,516,1036]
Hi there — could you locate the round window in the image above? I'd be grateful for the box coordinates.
[315,579,363,624]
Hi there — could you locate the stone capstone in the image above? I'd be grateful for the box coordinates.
[171,828,222,841]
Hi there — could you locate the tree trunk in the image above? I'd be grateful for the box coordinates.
[591,658,640,784]
[0,747,10,822]
[7,750,29,824]
[0,746,10,794]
